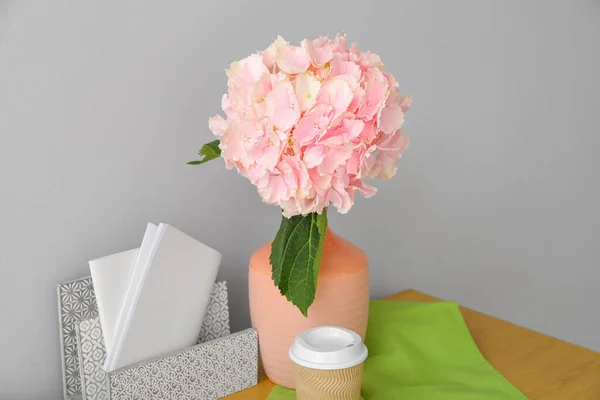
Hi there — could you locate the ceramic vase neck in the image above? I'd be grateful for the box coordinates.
[322,228,338,253]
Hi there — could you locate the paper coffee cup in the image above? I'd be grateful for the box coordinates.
[289,326,368,400]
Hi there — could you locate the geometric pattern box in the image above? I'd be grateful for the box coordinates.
[58,278,257,400]
[57,277,98,398]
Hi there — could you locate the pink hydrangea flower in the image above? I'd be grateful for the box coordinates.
[209,33,411,217]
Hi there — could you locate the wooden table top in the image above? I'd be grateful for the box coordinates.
[225,289,600,400]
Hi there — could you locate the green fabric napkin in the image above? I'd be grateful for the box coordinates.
[267,300,528,400]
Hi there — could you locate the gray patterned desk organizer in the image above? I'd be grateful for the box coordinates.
[58,278,258,400]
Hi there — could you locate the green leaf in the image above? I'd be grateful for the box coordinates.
[188,139,221,165]
[313,209,328,283]
[270,211,328,317]
[270,214,302,295]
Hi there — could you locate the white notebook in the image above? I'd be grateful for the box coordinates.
[104,223,222,372]
[89,223,158,354]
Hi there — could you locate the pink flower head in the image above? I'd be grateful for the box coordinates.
[209,34,412,217]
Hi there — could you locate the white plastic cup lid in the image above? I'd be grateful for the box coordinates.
[288,326,368,370]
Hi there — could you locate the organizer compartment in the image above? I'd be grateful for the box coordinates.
[58,278,240,400]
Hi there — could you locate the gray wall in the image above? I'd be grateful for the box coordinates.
[1,1,599,398]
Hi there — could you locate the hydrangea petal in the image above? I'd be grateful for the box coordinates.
[351,178,377,198]
[265,79,300,132]
[227,54,269,90]
[399,94,413,112]
[248,127,287,172]
[327,171,353,214]
[318,116,364,146]
[273,36,311,74]
[332,33,347,53]
[303,145,326,168]
[293,104,333,146]
[369,130,410,179]
[330,55,362,80]
[302,37,334,68]
[294,73,322,112]
[358,51,383,69]
[319,145,353,174]
[316,78,354,119]
[208,115,228,137]
[379,102,405,134]
[357,79,388,120]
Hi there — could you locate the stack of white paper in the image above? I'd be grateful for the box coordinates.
[89,223,222,372]
[89,247,139,353]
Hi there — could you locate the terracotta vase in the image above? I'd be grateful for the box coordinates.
[248,228,370,388]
